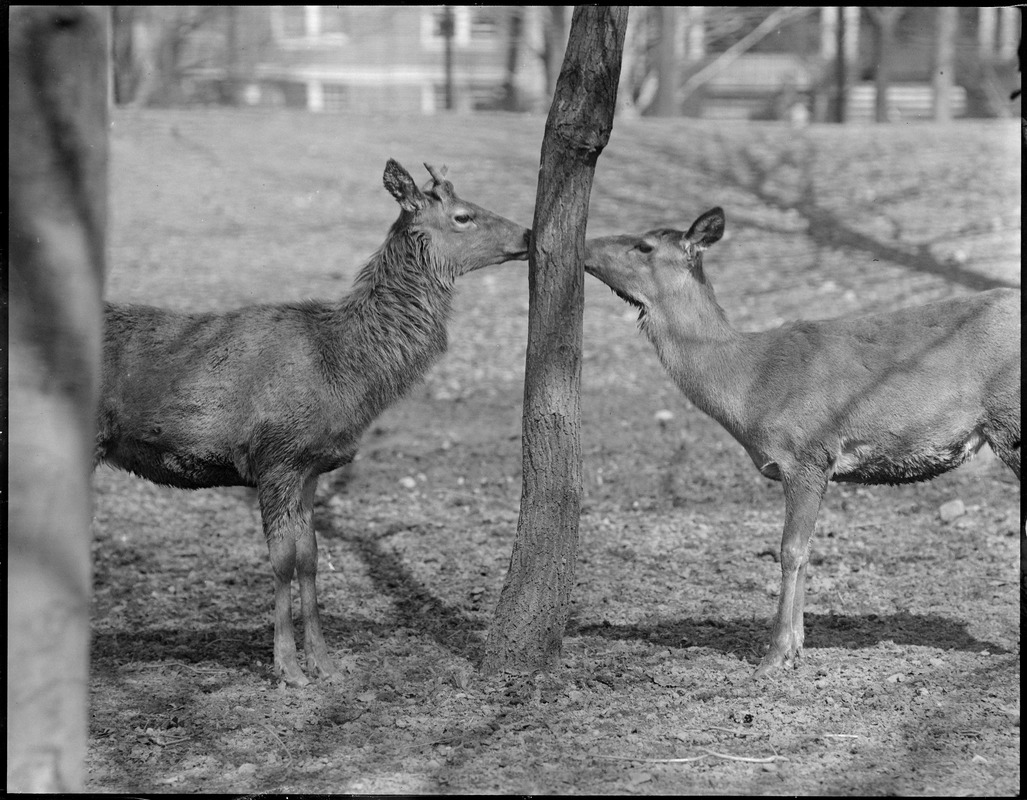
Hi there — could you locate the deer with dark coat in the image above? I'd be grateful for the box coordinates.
[96,160,531,686]
[584,207,1020,679]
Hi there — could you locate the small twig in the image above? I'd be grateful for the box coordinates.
[824,733,860,739]
[260,722,295,769]
[595,754,710,764]
[123,661,227,675]
[700,747,786,764]
[595,748,787,765]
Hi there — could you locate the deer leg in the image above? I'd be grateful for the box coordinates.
[260,478,310,687]
[266,533,307,686]
[753,468,826,679]
[295,474,336,681]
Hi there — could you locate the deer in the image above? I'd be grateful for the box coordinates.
[583,206,1021,679]
[95,160,531,687]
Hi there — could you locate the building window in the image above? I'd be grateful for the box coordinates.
[469,7,499,41]
[272,6,347,47]
[432,81,504,112]
[322,83,349,113]
[423,6,499,49]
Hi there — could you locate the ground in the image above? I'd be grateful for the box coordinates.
[87,109,1020,795]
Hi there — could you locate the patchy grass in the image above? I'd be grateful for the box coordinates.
[89,109,1020,795]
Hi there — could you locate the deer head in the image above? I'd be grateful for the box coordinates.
[584,207,726,322]
[382,159,530,275]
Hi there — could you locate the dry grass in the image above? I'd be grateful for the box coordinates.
[88,109,1020,794]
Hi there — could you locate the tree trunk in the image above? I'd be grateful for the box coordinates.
[502,7,524,111]
[225,5,241,106]
[482,6,627,675]
[933,7,958,122]
[8,6,108,791]
[869,8,903,123]
[836,6,848,122]
[442,5,455,111]
[655,6,679,116]
[616,6,642,117]
[544,6,570,100]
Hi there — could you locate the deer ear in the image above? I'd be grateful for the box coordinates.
[383,159,424,212]
[685,207,725,250]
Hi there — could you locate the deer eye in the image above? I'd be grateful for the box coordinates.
[453,212,473,225]
[634,242,654,254]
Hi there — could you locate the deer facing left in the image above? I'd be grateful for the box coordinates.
[584,207,1020,680]
[95,160,531,687]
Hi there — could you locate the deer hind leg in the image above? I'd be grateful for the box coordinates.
[753,467,827,679]
[260,476,313,687]
[295,474,336,682]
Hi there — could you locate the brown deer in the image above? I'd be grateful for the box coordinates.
[95,160,531,687]
[584,207,1021,679]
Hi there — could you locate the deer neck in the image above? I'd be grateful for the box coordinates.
[642,291,755,437]
[339,232,456,401]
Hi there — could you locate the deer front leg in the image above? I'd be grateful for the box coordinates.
[753,468,826,679]
[260,477,313,687]
[266,534,308,687]
[295,474,336,682]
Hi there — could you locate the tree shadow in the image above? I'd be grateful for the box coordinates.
[691,137,1017,292]
[313,505,488,664]
[574,610,1010,662]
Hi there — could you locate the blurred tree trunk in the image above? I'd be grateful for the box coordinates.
[224,5,241,106]
[867,7,904,123]
[835,6,848,122]
[655,6,679,116]
[482,6,627,676]
[442,5,455,110]
[111,6,223,107]
[8,6,108,791]
[933,7,958,122]
[544,6,570,99]
[616,6,643,117]
[502,7,524,110]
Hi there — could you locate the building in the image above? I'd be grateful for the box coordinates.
[215,6,537,114]
[137,6,1018,121]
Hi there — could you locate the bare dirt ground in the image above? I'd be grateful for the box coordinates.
[87,109,1020,795]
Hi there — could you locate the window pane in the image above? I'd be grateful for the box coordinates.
[470,8,498,40]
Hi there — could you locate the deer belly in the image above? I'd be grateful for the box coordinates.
[830,430,987,486]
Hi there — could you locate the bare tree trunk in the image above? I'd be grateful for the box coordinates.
[868,7,904,123]
[8,6,108,791]
[933,7,958,122]
[482,6,627,675]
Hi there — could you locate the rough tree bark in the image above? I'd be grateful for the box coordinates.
[8,5,109,792]
[482,6,627,675]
